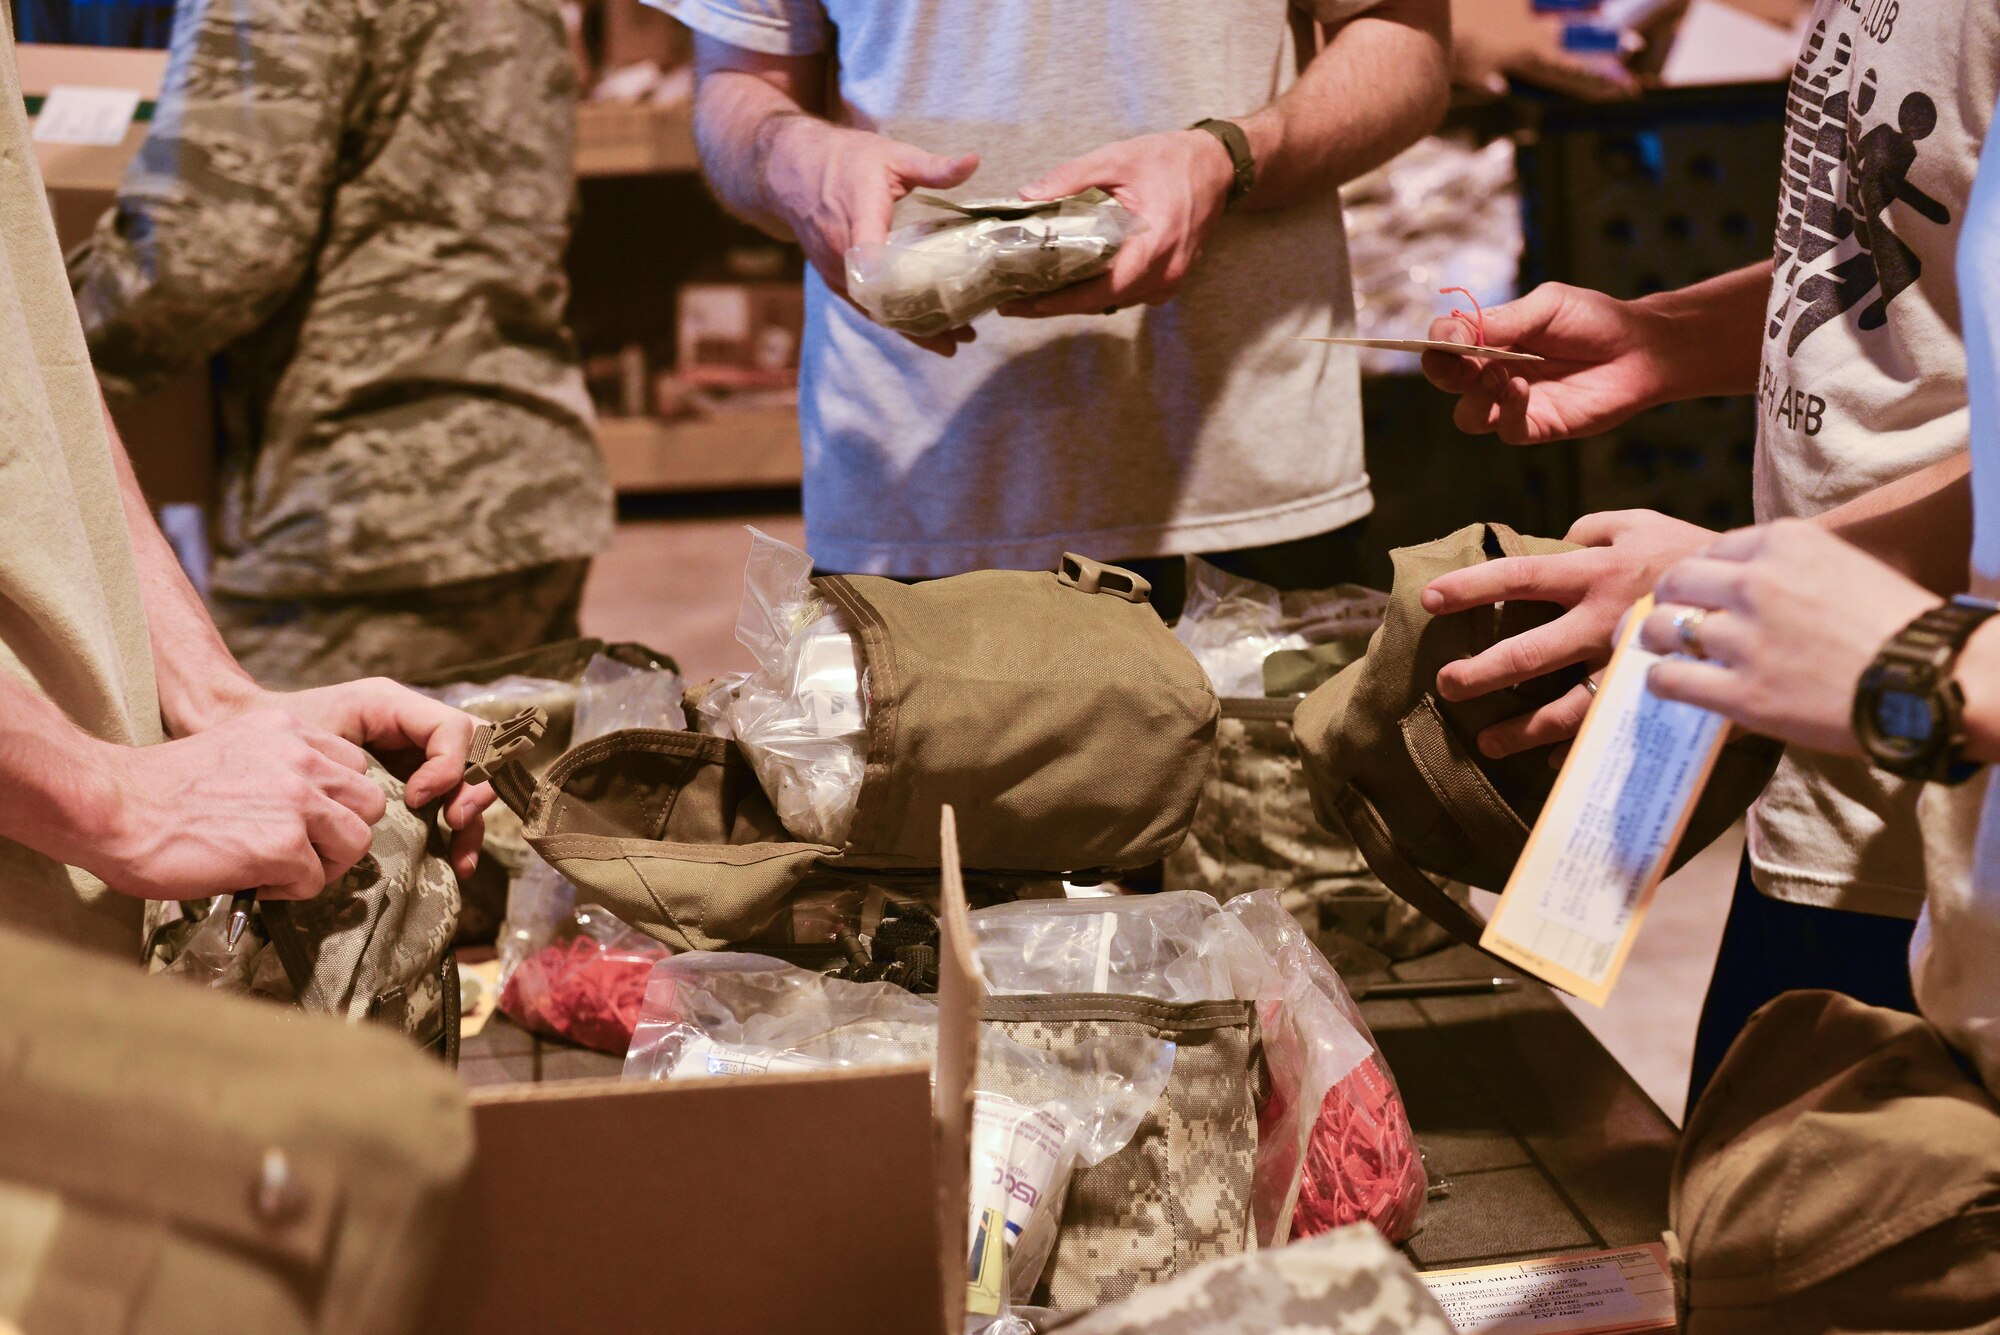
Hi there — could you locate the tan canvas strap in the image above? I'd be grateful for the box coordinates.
[1334,784,1490,949]
[18,1208,163,1335]
[982,995,1250,1033]
[0,1081,340,1271]
[1399,696,1531,855]
[1218,696,1299,723]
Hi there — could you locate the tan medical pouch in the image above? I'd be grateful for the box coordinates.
[490,557,1220,950]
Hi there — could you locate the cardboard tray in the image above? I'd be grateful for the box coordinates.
[423,808,983,1335]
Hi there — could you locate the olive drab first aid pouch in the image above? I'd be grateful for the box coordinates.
[0,926,471,1335]
[409,637,682,945]
[487,552,1220,952]
[1293,522,1782,947]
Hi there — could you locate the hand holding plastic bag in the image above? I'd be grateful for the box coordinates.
[847,190,1139,338]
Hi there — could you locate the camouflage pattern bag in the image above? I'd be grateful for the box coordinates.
[984,995,1262,1311]
[1046,1224,1454,1334]
[1166,696,1469,974]
[145,760,462,1059]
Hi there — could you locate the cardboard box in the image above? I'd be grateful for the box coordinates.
[18,43,215,510]
[425,809,980,1335]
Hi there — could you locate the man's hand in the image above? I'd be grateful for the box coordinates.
[762,115,979,354]
[240,678,494,879]
[78,710,388,901]
[1420,283,1685,444]
[998,129,1235,318]
[1423,509,1718,756]
[1641,521,1940,756]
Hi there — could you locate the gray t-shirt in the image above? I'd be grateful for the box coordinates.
[1748,0,1999,919]
[658,0,1375,576]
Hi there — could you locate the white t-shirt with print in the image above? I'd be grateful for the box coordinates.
[1748,0,1999,919]
[654,0,1378,577]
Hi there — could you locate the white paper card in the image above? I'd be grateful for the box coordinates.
[1420,1244,1676,1334]
[1298,336,1544,363]
[31,86,143,147]
[1480,597,1728,1006]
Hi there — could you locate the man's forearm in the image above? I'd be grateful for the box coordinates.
[0,670,124,875]
[1816,450,1973,597]
[1236,0,1451,209]
[1633,261,1771,401]
[692,44,828,238]
[102,405,259,736]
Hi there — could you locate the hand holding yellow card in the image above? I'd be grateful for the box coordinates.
[1480,596,1732,1006]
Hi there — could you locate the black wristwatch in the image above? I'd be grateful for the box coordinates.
[1853,594,2000,784]
[1189,118,1256,208]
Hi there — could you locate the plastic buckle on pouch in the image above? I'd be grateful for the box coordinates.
[464,706,550,785]
[1057,552,1151,604]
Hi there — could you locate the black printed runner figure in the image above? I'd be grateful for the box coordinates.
[1768,21,1951,355]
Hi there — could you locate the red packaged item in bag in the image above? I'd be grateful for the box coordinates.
[498,906,669,1054]
[1292,1053,1427,1241]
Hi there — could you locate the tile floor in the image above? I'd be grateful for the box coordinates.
[580,510,1736,1125]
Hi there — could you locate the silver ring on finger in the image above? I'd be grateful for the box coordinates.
[1582,675,1599,696]
[1673,606,1711,660]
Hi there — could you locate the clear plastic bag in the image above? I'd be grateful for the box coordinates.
[573,652,687,739]
[718,528,869,845]
[968,890,1425,1246]
[1174,558,1388,698]
[497,902,669,1054]
[416,673,570,712]
[847,190,1139,338]
[623,952,1172,1327]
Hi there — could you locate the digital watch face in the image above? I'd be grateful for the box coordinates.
[1875,689,1939,747]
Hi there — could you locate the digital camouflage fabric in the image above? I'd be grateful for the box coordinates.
[69,0,611,600]
[1048,1224,1454,1335]
[988,996,1260,1311]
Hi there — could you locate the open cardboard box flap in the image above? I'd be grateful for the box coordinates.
[426,808,983,1335]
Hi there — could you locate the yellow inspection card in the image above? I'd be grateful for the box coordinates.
[1479,596,1730,1006]
[1420,1244,1676,1334]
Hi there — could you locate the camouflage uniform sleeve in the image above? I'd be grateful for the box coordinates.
[68,0,365,400]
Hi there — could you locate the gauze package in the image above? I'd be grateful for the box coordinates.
[847,190,1139,338]
[707,529,868,846]
[969,890,1425,1246]
[622,952,1171,1330]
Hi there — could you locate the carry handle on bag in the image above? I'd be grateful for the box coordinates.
[489,556,1221,951]
[1293,522,1781,951]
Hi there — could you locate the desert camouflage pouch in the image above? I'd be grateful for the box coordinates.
[984,994,1262,1311]
[0,925,472,1335]
[1294,522,1781,949]
[1047,1224,1453,1334]
[488,557,1219,951]
[146,760,463,1059]
[1167,695,1468,973]
[409,637,678,943]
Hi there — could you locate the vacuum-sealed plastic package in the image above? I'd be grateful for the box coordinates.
[1174,558,1388,699]
[969,890,1426,1246]
[573,651,688,738]
[715,528,869,845]
[623,952,1171,1327]
[497,902,669,1054]
[847,190,1139,338]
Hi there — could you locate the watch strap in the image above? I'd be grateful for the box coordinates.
[1855,595,1998,783]
[1190,118,1256,208]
